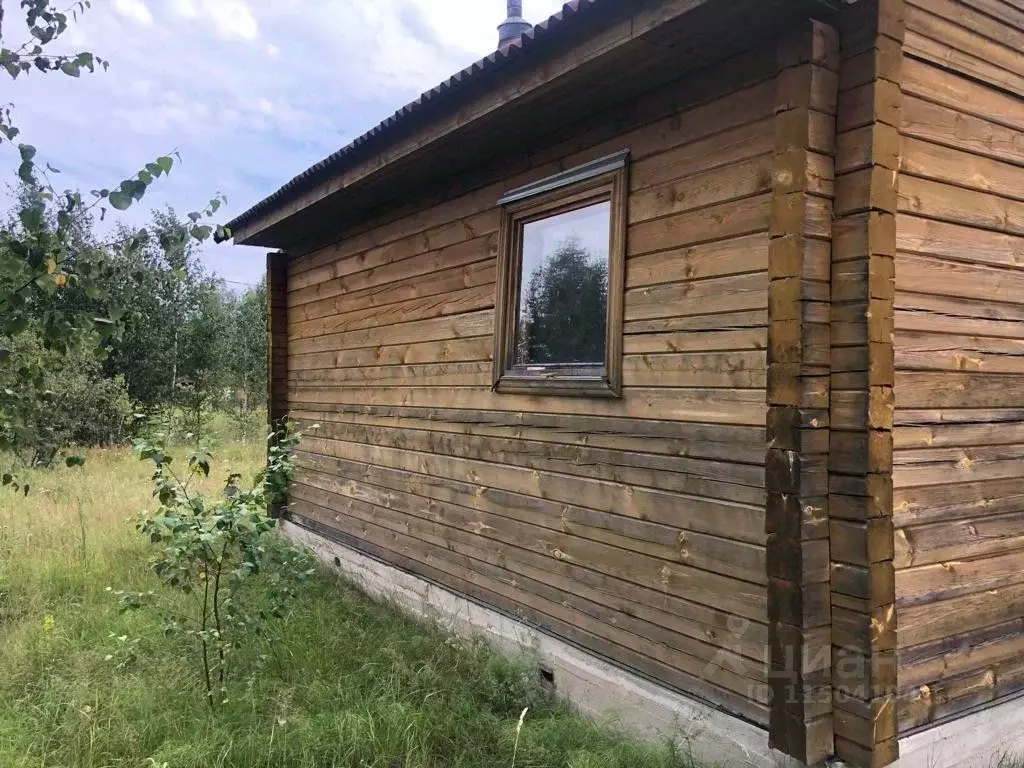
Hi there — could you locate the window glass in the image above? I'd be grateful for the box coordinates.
[513,201,610,369]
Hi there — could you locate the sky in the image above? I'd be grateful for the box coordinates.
[3,0,568,289]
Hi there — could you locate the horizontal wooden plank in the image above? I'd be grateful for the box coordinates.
[628,155,772,225]
[897,547,1024,606]
[290,336,493,372]
[626,233,768,288]
[290,208,497,291]
[292,413,764,467]
[898,653,1024,732]
[289,361,493,388]
[290,474,767,627]
[895,292,1024,339]
[628,193,771,255]
[289,233,497,308]
[289,284,493,340]
[896,214,1024,269]
[894,252,1024,305]
[897,578,1024,647]
[630,117,773,192]
[290,254,495,322]
[901,137,1024,203]
[294,455,767,589]
[625,271,768,322]
[623,327,766,354]
[624,309,767,335]
[289,402,766,445]
[895,419,1024,449]
[906,29,1024,99]
[289,384,769,425]
[907,2,1024,79]
[957,0,1024,34]
[901,56,1024,131]
[290,309,493,356]
[898,615,1024,690]
[295,436,767,543]
[302,416,766,505]
[895,331,1024,373]
[901,96,1024,167]
[898,174,1024,236]
[910,0,1024,51]
[623,350,765,388]
[893,474,1024,527]
[895,509,1024,568]
[895,372,1024,408]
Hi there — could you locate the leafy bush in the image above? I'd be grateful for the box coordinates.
[0,331,132,467]
[117,422,316,706]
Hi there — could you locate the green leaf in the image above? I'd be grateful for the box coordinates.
[60,61,81,77]
[18,144,37,162]
[108,190,132,210]
[156,156,173,174]
[18,161,34,183]
[65,455,86,468]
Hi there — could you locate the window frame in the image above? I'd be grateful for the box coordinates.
[492,151,629,398]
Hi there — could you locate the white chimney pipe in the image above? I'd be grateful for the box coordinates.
[498,0,531,50]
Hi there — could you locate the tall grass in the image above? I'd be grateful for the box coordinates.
[0,444,699,768]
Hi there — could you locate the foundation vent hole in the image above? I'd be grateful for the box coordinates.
[539,666,555,689]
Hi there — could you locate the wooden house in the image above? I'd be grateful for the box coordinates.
[229,0,1024,765]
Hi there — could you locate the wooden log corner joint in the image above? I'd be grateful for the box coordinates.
[234,0,1024,766]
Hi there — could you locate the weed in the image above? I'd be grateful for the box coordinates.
[0,443,701,768]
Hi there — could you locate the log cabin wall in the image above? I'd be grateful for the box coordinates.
[281,37,788,727]
[892,0,1024,738]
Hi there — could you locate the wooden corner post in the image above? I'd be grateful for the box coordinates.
[267,250,289,517]
[766,18,839,765]
[829,0,903,765]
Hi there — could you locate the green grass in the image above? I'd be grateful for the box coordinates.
[0,444,699,768]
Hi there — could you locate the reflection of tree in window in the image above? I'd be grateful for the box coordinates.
[516,235,608,366]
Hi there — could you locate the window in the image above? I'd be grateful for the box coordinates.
[492,151,629,397]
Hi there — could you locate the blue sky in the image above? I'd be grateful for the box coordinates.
[4,0,566,289]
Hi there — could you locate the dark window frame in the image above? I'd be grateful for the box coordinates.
[492,151,629,398]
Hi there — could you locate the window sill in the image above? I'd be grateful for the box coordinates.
[494,374,620,399]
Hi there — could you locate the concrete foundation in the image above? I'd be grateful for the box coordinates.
[282,519,803,768]
[894,693,1024,768]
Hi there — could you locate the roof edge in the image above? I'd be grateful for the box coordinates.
[229,0,607,240]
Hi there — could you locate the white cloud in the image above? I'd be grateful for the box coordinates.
[265,42,280,58]
[171,0,198,17]
[205,0,259,40]
[114,0,154,25]
[421,0,566,55]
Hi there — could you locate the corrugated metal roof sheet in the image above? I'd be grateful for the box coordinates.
[228,1,606,233]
